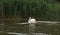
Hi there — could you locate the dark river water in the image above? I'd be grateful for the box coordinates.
[0,20,60,35]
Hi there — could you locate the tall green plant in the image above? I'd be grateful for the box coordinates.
[0,0,51,20]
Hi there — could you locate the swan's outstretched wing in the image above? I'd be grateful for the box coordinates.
[16,22,28,24]
[36,21,60,24]
[16,21,60,25]
[6,32,20,34]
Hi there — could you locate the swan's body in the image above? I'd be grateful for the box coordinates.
[28,17,36,23]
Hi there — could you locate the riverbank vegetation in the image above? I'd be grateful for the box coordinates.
[0,0,60,21]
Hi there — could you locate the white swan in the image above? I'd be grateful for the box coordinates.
[17,17,60,24]
[28,17,36,23]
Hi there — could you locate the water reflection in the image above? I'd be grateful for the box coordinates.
[6,32,51,35]
[0,22,60,35]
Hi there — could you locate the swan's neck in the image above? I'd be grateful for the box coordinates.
[29,17,31,20]
[28,17,31,23]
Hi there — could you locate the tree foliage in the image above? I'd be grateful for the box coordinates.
[0,0,48,19]
[0,0,60,21]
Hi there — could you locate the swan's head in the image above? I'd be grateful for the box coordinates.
[28,17,36,23]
